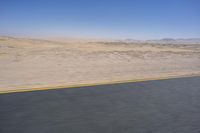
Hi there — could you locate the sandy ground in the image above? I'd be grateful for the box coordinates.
[0,36,200,91]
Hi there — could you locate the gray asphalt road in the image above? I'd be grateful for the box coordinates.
[0,76,200,133]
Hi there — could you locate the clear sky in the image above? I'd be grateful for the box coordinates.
[0,0,199,39]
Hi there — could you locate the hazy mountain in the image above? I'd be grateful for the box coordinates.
[122,38,200,44]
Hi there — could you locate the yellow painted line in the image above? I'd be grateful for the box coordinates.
[0,74,200,94]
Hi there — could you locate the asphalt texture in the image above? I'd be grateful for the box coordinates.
[0,76,200,133]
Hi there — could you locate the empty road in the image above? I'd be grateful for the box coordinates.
[0,76,200,133]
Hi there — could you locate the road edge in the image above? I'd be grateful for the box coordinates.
[0,74,200,94]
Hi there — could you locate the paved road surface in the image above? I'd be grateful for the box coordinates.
[0,76,200,133]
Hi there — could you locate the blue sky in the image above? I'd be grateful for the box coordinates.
[0,0,199,39]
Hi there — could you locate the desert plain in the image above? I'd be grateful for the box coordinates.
[0,36,200,91]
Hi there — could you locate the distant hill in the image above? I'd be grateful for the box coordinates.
[1,35,200,45]
[161,38,176,42]
[122,38,200,44]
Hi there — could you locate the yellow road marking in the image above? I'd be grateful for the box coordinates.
[0,74,200,94]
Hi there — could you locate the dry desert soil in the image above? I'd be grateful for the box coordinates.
[0,36,200,91]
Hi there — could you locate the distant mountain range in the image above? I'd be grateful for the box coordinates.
[123,38,200,44]
[1,36,200,45]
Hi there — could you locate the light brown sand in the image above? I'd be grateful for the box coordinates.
[0,36,200,91]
